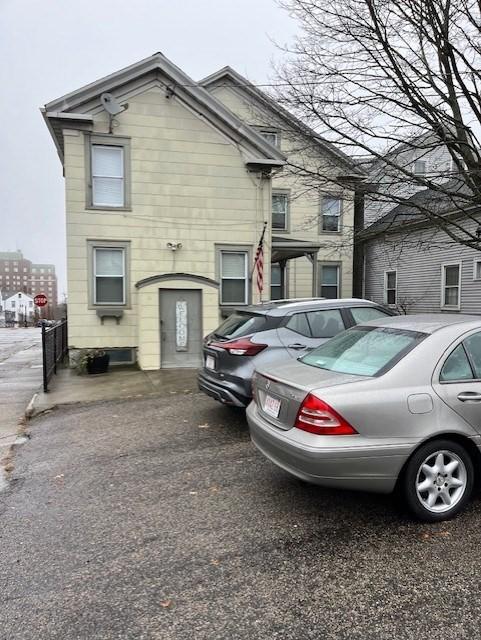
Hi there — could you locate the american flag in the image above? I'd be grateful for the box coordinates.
[254,223,267,294]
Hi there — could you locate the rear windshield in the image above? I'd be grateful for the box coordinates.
[214,313,267,339]
[300,326,426,376]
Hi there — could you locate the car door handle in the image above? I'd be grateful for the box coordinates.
[457,392,481,402]
[288,343,307,350]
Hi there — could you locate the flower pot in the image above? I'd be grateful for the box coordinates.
[86,353,110,375]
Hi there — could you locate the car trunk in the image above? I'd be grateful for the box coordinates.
[254,360,362,431]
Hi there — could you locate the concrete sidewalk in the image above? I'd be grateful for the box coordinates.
[0,329,42,454]
[32,365,199,415]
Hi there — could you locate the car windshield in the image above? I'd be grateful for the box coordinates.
[300,326,426,376]
[213,313,267,339]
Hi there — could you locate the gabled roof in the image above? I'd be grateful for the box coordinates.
[200,66,364,179]
[41,52,286,168]
[361,178,474,237]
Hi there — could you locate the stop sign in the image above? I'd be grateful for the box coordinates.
[34,293,48,307]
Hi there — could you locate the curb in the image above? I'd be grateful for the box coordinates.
[25,392,38,419]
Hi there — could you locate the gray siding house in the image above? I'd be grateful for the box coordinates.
[363,188,481,314]
[364,134,456,226]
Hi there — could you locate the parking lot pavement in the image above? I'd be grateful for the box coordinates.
[2,393,481,639]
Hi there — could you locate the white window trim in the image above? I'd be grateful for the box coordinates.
[220,251,248,305]
[383,270,397,306]
[441,261,462,310]
[473,258,481,281]
[258,129,280,148]
[91,145,125,208]
[93,247,126,306]
[413,159,427,176]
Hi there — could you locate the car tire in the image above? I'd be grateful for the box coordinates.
[403,439,474,522]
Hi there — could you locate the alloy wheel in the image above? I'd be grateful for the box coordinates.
[415,450,467,514]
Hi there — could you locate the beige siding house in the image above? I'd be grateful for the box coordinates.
[43,53,360,370]
[201,67,363,302]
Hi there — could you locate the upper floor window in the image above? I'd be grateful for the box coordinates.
[272,192,289,231]
[87,135,131,209]
[413,159,427,176]
[321,197,342,232]
[92,145,124,207]
[220,251,248,305]
[259,130,279,148]
[441,262,461,309]
[384,271,397,305]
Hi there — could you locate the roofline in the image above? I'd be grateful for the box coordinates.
[200,66,365,179]
[361,201,481,240]
[42,53,287,168]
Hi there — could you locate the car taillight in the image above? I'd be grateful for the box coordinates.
[294,393,357,435]
[210,337,267,356]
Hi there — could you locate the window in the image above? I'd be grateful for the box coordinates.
[450,157,466,173]
[321,197,341,232]
[306,309,345,338]
[319,264,340,299]
[350,307,391,324]
[220,251,248,305]
[442,263,461,308]
[384,271,397,305]
[272,193,288,230]
[440,344,473,382]
[91,145,124,207]
[286,313,311,337]
[413,160,427,176]
[301,327,426,377]
[474,260,481,281]
[259,130,279,147]
[440,332,481,382]
[463,333,481,378]
[270,264,284,300]
[11,301,15,308]
[215,312,267,339]
[93,247,125,305]
[87,136,130,209]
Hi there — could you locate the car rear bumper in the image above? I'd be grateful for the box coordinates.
[246,402,414,494]
[198,370,250,407]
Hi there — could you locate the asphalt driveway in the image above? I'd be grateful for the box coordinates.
[1,392,481,639]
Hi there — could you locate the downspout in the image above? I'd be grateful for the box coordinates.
[352,188,365,298]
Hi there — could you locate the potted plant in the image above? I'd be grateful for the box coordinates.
[77,349,110,375]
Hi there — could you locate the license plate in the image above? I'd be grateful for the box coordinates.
[205,355,215,370]
[264,394,281,418]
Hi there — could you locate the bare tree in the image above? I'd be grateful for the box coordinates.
[274,0,481,249]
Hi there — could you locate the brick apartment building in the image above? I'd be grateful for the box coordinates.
[0,251,58,318]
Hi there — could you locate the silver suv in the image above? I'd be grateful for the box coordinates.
[197,298,395,407]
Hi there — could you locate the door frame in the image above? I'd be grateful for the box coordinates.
[159,288,203,369]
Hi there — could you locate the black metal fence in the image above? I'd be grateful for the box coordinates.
[42,320,68,392]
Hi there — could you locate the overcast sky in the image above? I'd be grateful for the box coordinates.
[0,0,297,299]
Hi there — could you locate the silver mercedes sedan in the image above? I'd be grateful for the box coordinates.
[247,314,481,522]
